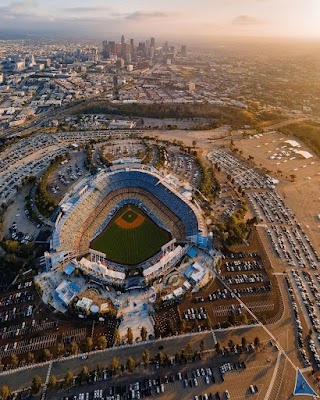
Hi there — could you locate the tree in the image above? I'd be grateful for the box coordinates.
[48,375,57,389]
[156,351,165,366]
[97,363,104,378]
[10,354,19,368]
[1,386,10,400]
[167,319,175,335]
[254,337,261,350]
[70,341,78,355]
[110,357,120,374]
[215,341,222,355]
[42,348,51,361]
[179,319,186,333]
[127,327,133,345]
[114,328,121,345]
[27,352,34,364]
[126,357,135,372]
[80,366,89,383]
[290,174,297,182]
[174,352,181,364]
[199,340,205,353]
[85,337,93,352]
[239,313,248,325]
[142,350,150,367]
[57,343,65,357]
[98,335,107,350]
[140,326,147,341]
[31,375,42,394]
[192,140,197,147]
[64,371,74,388]
[241,337,247,349]
[185,342,193,355]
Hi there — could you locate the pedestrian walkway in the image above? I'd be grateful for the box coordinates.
[40,361,53,400]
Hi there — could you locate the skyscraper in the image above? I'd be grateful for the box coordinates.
[181,45,187,56]
[108,41,116,55]
[121,35,126,57]
[150,37,156,48]
[102,41,109,59]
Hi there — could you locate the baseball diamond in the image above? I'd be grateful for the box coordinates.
[90,204,171,265]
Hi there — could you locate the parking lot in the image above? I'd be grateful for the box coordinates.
[49,348,278,400]
[234,132,320,258]
[208,148,319,271]
[0,142,67,204]
[289,270,320,362]
[46,150,87,202]
[179,250,279,329]
[103,141,146,161]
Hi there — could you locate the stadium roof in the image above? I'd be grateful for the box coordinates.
[185,260,206,283]
[187,248,197,258]
[64,263,75,276]
[55,280,80,306]
[143,246,182,277]
[79,258,126,281]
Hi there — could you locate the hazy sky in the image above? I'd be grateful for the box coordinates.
[0,0,320,38]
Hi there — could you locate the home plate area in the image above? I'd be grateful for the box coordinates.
[115,208,145,229]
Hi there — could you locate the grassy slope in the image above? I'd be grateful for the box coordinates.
[278,121,320,157]
[66,100,261,128]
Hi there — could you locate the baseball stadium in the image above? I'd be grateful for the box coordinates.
[47,166,208,286]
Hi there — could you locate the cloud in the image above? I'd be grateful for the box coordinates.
[232,15,265,25]
[125,11,179,21]
[0,0,38,18]
[63,6,112,14]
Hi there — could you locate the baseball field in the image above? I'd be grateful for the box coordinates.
[90,204,171,265]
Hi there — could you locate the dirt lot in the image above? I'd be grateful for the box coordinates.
[235,131,320,251]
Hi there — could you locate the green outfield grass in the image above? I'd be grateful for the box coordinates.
[90,204,171,265]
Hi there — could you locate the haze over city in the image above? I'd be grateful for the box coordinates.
[0,0,320,39]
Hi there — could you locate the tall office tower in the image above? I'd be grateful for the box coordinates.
[125,53,132,63]
[116,42,122,56]
[169,45,175,53]
[130,39,135,56]
[121,35,126,56]
[150,37,156,48]
[28,54,35,65]
[163,41,169,54]
[102,41,109,59]
[138,42,147,57]
[116,58,125,69]
[181,45,187,56]
[124,43,132,55]
[146,40,150,49]
[149,47,155,59]
[108,41,116,55]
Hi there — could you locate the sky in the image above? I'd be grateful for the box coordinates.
[0,0,320,39]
